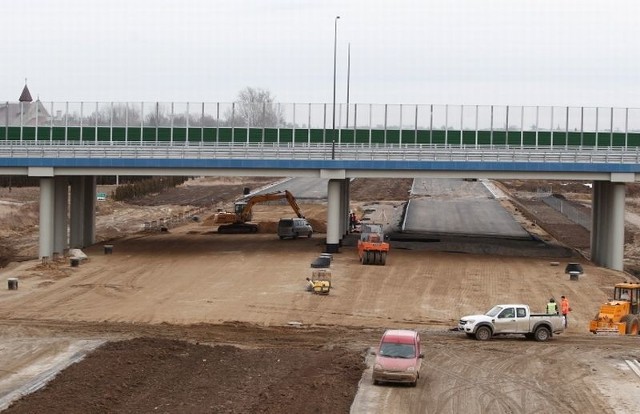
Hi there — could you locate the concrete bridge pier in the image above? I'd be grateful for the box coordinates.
[82,176,96,247]
[53,176,69,256]
[38,177,55,259]
[69,177,85,248]
[69,176,96,249]
[341,179,350,237]
[326,179,342,253]
[591,179,627,271]
[590,181,603,265]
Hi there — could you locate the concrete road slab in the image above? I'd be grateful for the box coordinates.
[404,198,531,238]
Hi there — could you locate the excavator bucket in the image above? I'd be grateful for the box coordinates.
[591,323,626,335]
[594,328,625,335]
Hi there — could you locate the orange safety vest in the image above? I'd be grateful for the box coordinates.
[561,298,570,314]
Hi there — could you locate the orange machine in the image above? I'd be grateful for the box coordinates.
[589,282,640,335]
[216,190,304,234]
[358,223,390,265]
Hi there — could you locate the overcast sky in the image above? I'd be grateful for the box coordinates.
[2,0,639,107]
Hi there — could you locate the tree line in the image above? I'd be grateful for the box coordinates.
[51,87,286,128]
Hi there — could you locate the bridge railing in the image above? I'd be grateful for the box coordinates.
[2,102,640,148]
[2,140,639,164]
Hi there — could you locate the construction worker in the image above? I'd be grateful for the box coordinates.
[560,295,571,328]
[349,212,357,232]
[546,298,558,314]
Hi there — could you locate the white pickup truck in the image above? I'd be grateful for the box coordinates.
[458,304,564,342]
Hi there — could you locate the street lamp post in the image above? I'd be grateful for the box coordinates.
[346,42,351,128]
[332,15,340,147]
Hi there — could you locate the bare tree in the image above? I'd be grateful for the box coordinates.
[224,87,285,127]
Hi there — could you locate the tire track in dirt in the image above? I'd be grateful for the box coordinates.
[416,335,615,414]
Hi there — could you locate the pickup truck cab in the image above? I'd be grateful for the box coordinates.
[372,329,424,386]
[458,304,564,342]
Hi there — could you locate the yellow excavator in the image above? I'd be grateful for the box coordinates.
[589,282,640,335]
[216,190,304,234]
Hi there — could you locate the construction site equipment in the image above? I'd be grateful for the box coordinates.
[278,218,313,239]
[589,282,640,335]
[565,262,584,281]
[358,223,390,265]
[216,190,304,234]
[311,255,331,268]
[307,269,331,294]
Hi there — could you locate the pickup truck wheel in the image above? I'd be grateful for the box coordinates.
[534,326,551,342]
[475,326,492,341]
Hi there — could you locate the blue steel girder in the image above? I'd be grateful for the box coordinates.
[2,157,640,174]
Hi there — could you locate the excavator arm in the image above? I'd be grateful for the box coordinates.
[239,190,303,222]
[284,191,304,219]
[218,190,304,234]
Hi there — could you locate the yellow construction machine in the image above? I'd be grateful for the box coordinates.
[306,269,332,295]
[589,282,640,335]
[216,190,305,234]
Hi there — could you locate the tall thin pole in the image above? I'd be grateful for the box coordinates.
[346,42,351,128]
[332,16,340,144]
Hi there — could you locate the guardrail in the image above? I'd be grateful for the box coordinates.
[1,141,640,164]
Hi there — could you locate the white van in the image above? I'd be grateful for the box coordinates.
[277,218,313,239]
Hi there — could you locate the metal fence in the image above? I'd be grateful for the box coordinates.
[543,196,592,230]
[3,102,640,146]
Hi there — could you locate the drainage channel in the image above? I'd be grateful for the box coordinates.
[0,339,105,411]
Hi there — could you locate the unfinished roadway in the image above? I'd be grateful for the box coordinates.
[2,177,640,412]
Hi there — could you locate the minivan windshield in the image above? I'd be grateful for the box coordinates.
[379,342,416,358]
[278,219,293,227]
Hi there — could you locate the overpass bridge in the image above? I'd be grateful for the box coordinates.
[2,101,639,270]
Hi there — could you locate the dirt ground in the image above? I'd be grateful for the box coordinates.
[2,177,640,413]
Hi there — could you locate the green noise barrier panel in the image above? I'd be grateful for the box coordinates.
[2,126,640,147]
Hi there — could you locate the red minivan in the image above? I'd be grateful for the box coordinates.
[372,329,423,386]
